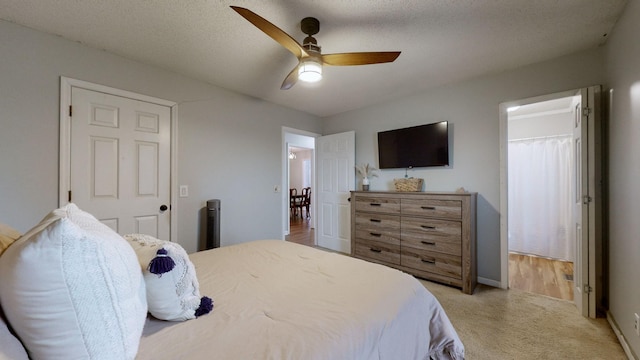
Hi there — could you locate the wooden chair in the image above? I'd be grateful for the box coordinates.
[301,187,311,218]
[289,188,299,218]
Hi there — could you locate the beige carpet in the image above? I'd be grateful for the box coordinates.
[420,280,626,359]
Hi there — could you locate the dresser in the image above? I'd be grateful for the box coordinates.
[350,191,477,294]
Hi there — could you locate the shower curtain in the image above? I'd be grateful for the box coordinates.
[508,135,574,261]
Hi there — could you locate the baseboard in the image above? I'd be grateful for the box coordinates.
[478,277,501,288]
[607,311,637,360]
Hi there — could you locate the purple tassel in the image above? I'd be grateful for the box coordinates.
[194,296,213,317]
[147,248,175,276]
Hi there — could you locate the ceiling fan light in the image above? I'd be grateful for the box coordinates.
[298,59,322,83]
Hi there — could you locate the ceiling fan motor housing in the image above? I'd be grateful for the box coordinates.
[301,17,321,52]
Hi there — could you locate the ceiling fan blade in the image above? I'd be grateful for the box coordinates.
[230,6,308,59]
[321,52,401,66]
[281,65,299,90]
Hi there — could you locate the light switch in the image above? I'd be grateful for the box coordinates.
[179,185,189,197]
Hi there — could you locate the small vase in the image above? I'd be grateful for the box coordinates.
[362,177,370,191]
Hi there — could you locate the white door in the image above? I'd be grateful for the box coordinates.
[316,131,355,253]
[572,93,587,315]
[69,87,171,239]
[573,85,601,318]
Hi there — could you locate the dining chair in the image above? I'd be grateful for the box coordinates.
[289,188,299,218]
[301,187,311,218]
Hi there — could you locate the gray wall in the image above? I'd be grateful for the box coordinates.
[604,0,640,355]
[0,20,322,253]
[322,48,605,284]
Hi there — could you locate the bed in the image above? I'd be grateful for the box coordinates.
[0,204,464,360]
[139,240,463,359]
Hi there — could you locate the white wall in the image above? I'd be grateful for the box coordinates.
[0,20,322,253]
[604,0,640,355]
[289,150,312,191]
[508,111,573,140]
[323,48,605,283]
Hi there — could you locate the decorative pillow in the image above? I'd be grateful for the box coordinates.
[124,233,213,321]
[0,223,21,257]
[0,203,147,360]
[0,309,28,360]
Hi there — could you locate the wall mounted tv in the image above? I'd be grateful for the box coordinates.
[377,121,449,169]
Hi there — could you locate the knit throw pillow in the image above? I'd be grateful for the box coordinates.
[124,233,213,321]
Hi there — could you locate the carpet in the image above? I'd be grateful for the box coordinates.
[420,280,626,359]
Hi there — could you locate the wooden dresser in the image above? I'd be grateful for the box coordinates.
[350,191,477,294]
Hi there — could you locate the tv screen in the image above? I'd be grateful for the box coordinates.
[377,121,449,169]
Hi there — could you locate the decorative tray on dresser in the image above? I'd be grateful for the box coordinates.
[350,191,477,294]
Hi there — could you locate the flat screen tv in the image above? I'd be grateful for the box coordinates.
[377,121,449,169]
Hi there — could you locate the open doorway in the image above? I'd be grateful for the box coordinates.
[282,128,317,247]
[506,96,579,301]
[287,145,314,246]
[500,86,602,317]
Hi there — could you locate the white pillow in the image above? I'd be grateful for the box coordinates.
[0,203,147,360]
[0,310,28,360]
[124,233,213,321]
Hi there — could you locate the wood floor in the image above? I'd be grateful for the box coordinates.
[509,252,574,301]
[285,215,314,247]
[286,218,574,302]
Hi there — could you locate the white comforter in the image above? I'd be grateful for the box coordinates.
[137,240,464,359]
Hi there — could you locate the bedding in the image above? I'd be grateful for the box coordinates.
[138,240,464,359]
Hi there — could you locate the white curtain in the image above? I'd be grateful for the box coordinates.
[508,135,574,261]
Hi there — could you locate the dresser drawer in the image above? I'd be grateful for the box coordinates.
[354,239,401,265]
[401,199,461,219]
[355,213,400,233]
[401,234,461,256]
[355,229,400,246]
[400,247,461,279]
[355,196,401,215]
[401,218,461,256]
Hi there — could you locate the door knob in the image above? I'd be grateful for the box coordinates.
[160,205,168,211]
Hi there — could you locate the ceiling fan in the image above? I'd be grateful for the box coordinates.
[230,6,401,90]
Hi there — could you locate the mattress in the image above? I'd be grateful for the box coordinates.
[137,240,464,359]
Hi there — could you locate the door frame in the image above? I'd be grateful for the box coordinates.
[59,77,178,241]
[499,86,602,317]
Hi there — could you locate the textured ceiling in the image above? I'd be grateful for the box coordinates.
[0,0,628,117]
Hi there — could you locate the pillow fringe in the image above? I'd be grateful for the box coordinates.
[147,248,176,276]
[194,296,213,317]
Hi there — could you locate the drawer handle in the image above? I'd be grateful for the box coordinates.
[370,232,382,237]
[369,203,382,207]
[370,219,382,223]
[369,247,382,253]
[421,258,436,264]
[421,225,436,230]
[421,241,436,246]
[421,206,436,210]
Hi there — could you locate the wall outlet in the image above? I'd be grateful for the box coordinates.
[635,313,639,336]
